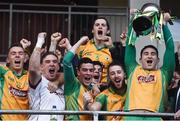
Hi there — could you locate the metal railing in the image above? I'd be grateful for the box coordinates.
[0,110,175,121]
[0,3,128,61]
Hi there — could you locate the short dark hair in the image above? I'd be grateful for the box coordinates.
[77,57,93,70]
[93,17,110,33]
[8,43,24,53]
[93,61,103,68]
[140,45,159,58]
[107,61,125,75]
[40,51,58,64]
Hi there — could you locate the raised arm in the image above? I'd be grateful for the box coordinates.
[161,13,175,83]
[125,20,138,76]
[58,38,72,51]
[49,32,62,53]
[70,36,89,54]
[20,38,31,55]
[63,36,89,95]
[29,32,47,86]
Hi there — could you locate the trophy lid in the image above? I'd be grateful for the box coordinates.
[141,3,160,13]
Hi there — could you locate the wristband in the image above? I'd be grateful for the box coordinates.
[35,37,45,48]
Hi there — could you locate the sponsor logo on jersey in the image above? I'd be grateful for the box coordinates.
[9,86,28,97]
[137,75,155,83]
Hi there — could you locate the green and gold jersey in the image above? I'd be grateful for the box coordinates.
[0,65,29,120]
[124,25,175,113]
[96,87,126,121]
[63,51,92,120]
[126,66,164,112]
[77,39,112,83]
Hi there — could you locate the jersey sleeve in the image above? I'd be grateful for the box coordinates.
[125,22,138,76]
[63,51,79,95]
[0,65,8,82]
[95,93,106,107]
[161,25,175,83]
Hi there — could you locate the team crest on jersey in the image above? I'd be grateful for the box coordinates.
[8,76,14,82]
[85,52,91,56]
[137,74,155,83]
[9,86,28,97]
